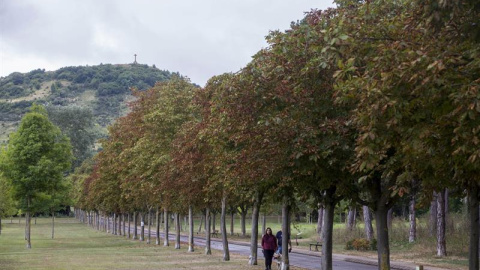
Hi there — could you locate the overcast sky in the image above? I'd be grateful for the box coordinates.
[1,0,335,86]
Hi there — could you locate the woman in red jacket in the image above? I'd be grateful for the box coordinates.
[261,227,278,270]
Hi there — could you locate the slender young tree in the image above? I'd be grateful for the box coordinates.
[220,193,230,261]
[205,207,212,255]
[238,203,249,237]
[175,213,181,249]
[436,189,447,256]
[409,196,416,243]
[1,104,72,248]
[163,208,169,246]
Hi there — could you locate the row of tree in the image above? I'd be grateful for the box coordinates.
[1,0,478,269]
[76,0,480,269]
[73,1,480,269]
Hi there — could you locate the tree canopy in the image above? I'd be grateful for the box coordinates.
[1,104,72,248]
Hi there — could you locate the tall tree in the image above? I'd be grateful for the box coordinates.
[1,104,72,248]
[46,106,98,169]
[0,173,16,235]
[333,0,479,267]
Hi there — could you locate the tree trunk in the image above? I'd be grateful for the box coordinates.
[321,198,335,270]
[188,205,194,252]
[317,205,324,236]
[221,194,230,261]
[26,211,31,248]
[347,206,356,230]
[249,191,263,265]
[281,198,290,270]
[198,213,204,233]
[437,189,447,256]
[212,212,216,232]
[409,195,416,243]
[118,213,121,234]
[374,205,391,270]
[119,214,122,236]
[133,212,138,240]
[175,213,181,249]
[205,207,212,255]
[160,211,163,231]
[51,209,55,239]
[106,215,110,233]
[113,213,117,235]
[0,216,2,235]
[103,213,106,232]
[184,216,188,232]
[363,206,374,241]
[240,210,247,237]
[230,210,234,236]
[430,192,438,236]
[387,208,393,229]
[469,185,479,270]
[164,208,169,246]
[445,188,449,224]
[140,212,145,241]
[123,213,126,236]
[147,210,151,244]
[25,204,31,248]
[156,208,160,245]
[262,214,266,236]
[128,213,131,238]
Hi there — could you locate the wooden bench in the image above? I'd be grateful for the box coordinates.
[309,242,322,251]
[210,230,219,238]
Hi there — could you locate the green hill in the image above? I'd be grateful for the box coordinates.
[0,63,177,145]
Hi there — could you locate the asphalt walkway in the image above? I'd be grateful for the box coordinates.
[96,218,451,270]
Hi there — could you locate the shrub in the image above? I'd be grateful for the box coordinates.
[352,238,370,250]
[370,238,377,250]
[345,239,354,250]
[345,238,377,251]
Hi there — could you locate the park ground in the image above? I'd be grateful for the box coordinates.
[0,217,305,270]
[0,216,469,269]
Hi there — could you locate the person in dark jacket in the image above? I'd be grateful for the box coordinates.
[275,229,292,254]
[261,227,277,270]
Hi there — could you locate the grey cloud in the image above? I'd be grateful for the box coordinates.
[1,0,335,86]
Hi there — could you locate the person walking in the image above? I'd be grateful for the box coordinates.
[275,229,292,254]
[261,227,277,270]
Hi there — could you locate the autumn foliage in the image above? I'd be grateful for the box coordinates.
[73,0,480,269]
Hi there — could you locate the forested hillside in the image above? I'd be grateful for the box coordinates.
[0,63,177,144]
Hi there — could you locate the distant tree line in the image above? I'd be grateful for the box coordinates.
[0,64,177,145]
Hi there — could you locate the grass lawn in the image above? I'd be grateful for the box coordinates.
[0,217,302,270]
[1,215,469,269]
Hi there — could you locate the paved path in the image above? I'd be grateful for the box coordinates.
[96,218,447,270]
[194,235,375,270]
[100,221,377,269]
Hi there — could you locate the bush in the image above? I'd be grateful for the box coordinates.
[345,239,354,250]
[345,238,376,251]
[370,238,377,250]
